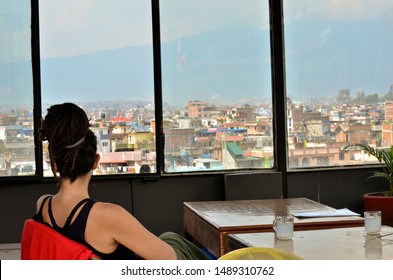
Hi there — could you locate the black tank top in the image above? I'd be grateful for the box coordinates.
[33,196,138,260]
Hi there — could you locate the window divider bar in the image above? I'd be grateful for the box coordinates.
[151,0,164,175]
[269,0,288,197]
[32,0,43,180]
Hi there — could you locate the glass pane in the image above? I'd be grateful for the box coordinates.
[0,1,34,176]
[284,0,393,169]
[39,0,155,175]
[160,0,273,173]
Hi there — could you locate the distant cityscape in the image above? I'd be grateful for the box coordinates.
[2,90,393,176]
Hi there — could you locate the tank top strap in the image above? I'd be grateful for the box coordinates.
[47,197,92,230]
[47,196,59,229]
[63,198,96,242]
[37,195,52,215]
[64,198,92,228]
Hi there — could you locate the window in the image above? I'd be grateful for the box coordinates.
[0,0,34,177]
[39,0,155,175]
[284,0,393,169]
[3,0,389,179]
[160,0,273,173]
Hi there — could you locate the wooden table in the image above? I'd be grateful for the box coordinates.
[228,226,393,259]
[183,198,364,257]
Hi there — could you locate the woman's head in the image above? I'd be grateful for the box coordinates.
[39,103,97,182]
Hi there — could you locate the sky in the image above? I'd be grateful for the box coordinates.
[38,0,152,58]
[0,1,31,62]
[38,0,269,58]
[2,0,393,60]
[284,0,393,22]
[2,0,393,106]
[36,0,393,58]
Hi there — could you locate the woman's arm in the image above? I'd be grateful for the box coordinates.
[90,202,177,260]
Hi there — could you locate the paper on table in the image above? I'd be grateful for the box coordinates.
[291,208,360,218]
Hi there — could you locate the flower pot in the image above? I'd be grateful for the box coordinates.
[363,192,393,226]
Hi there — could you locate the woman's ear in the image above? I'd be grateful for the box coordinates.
[92,154,100,170]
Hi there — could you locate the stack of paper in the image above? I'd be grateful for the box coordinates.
[291,208,360,218]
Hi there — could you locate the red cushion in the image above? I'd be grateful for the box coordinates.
[21,219,99,260]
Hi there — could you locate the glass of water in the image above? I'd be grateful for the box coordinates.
[364,211,382,235]
[273,215,294,240]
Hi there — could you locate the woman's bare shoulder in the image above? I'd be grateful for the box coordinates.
[88,202,143,239]
[93,201,126,211]
[36,194,53,212]
[91,202,134,221]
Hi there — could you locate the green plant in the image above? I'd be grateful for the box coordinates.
[344,144,393,196]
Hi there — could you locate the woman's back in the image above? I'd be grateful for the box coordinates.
[34,194,138,259]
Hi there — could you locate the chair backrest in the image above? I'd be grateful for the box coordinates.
[21,219,100,260]
[219,247,303,260]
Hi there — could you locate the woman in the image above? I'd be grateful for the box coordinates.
[34,102,207,260]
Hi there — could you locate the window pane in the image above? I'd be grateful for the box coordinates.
[284,0,393,169]
[39,0,155,175]
[160,0,273,173]
[0,1,34,176]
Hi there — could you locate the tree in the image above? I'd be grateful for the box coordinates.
[355,91,365,104]
[365,93,379,104]
[382,84,393,101]
[337,89,351,104]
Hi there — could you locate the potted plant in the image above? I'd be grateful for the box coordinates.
[344,144,393,226]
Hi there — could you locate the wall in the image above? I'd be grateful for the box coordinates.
[0,167,388,243]
[287,167,388,214]
[0,175,225,243]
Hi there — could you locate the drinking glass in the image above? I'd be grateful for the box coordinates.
[273,215,294,240]
[364,211,381,235]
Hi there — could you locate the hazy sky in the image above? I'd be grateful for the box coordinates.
[285,0,393,21]
[2,0,393,61]
[2,0,393,105]
[37,0,393,59]
[39,0,269,58]
[0,1,31,62]
[39,0,152,58]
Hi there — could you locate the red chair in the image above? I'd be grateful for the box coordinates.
[21,219,100,260]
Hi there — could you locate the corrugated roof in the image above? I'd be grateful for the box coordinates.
[226,142,243,157]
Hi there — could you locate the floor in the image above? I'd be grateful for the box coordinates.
[0,243,21,260]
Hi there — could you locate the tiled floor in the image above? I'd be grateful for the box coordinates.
[0,243,21,260]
